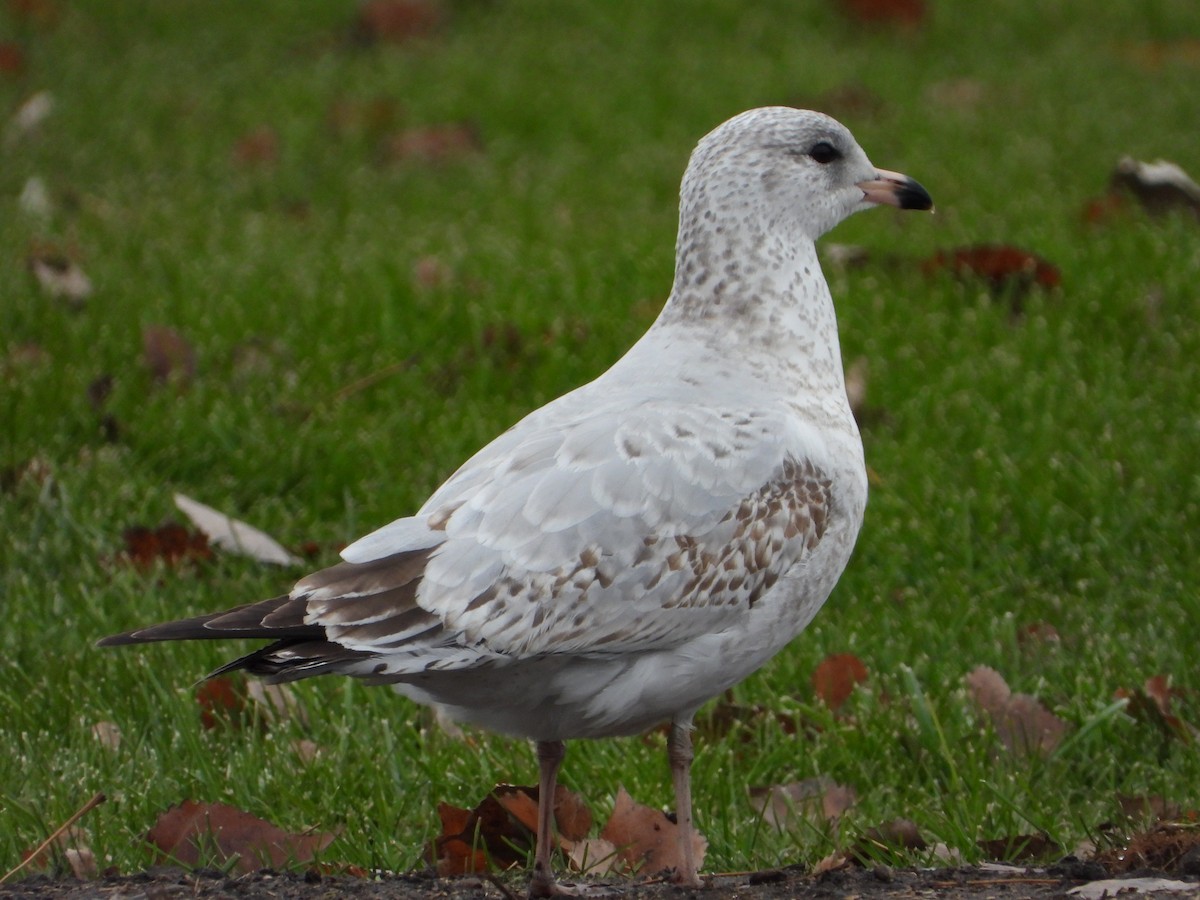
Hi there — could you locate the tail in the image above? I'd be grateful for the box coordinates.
[97,594,375,682]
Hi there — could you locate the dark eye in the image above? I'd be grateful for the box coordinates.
[808,141,841,164]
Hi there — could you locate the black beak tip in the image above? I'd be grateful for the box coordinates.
[898,177,934,212]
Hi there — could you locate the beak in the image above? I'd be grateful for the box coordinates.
[857,168,934,211]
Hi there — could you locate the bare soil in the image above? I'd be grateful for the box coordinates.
[4,858,1195,900]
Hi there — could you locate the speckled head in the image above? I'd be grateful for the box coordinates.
[680,107,932,244]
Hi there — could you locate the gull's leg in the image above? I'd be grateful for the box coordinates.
[529,739,566,898]
[668,720,702,888]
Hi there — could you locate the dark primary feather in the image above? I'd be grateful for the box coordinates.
[96,549,436,683]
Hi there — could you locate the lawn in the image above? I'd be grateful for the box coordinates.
[2,0,1199,880]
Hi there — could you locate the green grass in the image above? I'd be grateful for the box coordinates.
[3,0,1199,878]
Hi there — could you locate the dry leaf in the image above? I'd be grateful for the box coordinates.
[836,0,925,28]
[965,665,1069,757]
[174,493,302,566]
[352,0,444,45]
[384,122,482,164]
[119,521,212,569]
[1017,621,1061,648]
[142,325,196,385]
[749,776,857,829]
[195,676,247,730]
[599,786,707,878]
[91,721,122,751]
[1121,38,1200,71]
[28,250,91,308]
[147,800,336,874]
[231,126,280,167]
[292,739,322,764]
[8,0,61,29]
[430,791,532,875]
[850,818,927,863]
[811,652,869,712]
[922,245,1062,296]
[0,41,26,76]
[1116,675,1197,743]
[566,837,619,876]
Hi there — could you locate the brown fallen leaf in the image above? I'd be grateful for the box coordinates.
[351,0,444,45]
[430,793,530,875]
[1121,38,1200,71]
[147,800,336,874]
[850,817,927,864]
[835,0,925,28]
[8,0,61,29]
[749,776,857,830]
[196,676,248,730]
[965,665,1069,757]
[383,122,482,165]
[812,652,869,712]
[599,786,707,879]
[1116,675,1197,743]
[119,521,213,569]
[231,126,280,167]
[1017,621,1061,649]
[922,245,1062,295]
[0,42,26,77]
[142,324,196,386]
[327,96,402,140]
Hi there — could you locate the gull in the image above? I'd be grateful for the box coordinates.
[100,107,932,896]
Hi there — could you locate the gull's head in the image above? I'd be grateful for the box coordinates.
[680,107,933,243]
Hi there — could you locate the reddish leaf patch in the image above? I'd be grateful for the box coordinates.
[147,800,336,874]
[119,521,212,569]
[231,126,280,167]
[812,652,869,712]
[0,41,27,76]
[383,122,482,165]
[836,0,925,28]
[923,245,1061,293]
[352,0,444,45]
[142,324,196,386]
[599,786,707,879]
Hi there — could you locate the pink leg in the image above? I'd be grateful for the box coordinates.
[668,721,702,887]
[528,739,566,898]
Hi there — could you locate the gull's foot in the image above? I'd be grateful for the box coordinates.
[528,862,577,898]
[527,864,618,898]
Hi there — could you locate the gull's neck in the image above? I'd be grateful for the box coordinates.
[652,210,849,399]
